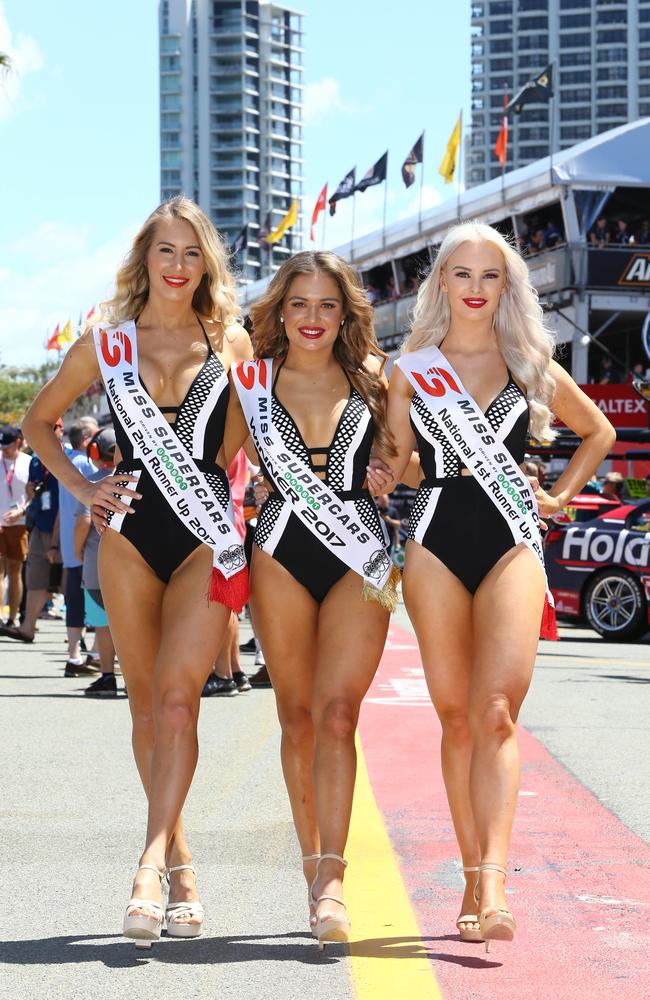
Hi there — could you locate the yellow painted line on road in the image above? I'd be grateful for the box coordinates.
[345,738,442,1000]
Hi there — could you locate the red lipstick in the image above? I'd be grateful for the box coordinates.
[163,276,190,287]
[463,298,487,309]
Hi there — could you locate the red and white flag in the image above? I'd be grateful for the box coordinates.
[494,94,508,167]
[310,183,328,241]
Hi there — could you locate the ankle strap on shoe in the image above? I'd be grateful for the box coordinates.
[479,863,507,877]
[462,865,480,873]
[318,853,348,868]
[166,864,197,880]
[137,864,165,880]
[302,854,321,862]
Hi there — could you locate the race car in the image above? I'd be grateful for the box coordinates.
[544,498,650,641]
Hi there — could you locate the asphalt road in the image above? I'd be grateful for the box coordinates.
[1,604,648,1000]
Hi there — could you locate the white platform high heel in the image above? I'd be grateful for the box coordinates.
[474,863,516,953]
[165,864,204,938]
[311,853,350,951]
[123,864,165,949]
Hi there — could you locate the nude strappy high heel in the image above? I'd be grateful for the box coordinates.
[165,864,204,938]
[474,862,516,953]
[311,853,350,951]
[303,853,321,937]
[456,865,484,943]
[123,864,165,948]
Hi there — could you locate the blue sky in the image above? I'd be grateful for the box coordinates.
[0,1,470,365]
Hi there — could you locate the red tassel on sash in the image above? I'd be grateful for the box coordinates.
[208,566,249,614]
[540,594,559,641]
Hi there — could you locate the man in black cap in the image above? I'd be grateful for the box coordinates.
[0,426,31,626]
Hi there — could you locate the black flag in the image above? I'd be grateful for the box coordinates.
[506,64,553,116]
[231,224,248,255]
[355,151,388,193]
[329,167,356,216]
[401,133,424,188]
[258,212,272,250]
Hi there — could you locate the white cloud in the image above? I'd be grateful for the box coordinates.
[302,77,363,125]
[0,222,138,366]
[0,3,44,120]
[397,183,443,221]
[11,221,91,263]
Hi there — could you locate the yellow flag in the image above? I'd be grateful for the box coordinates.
[266,199,299,245]
[439,112,462,184]
[58,320,74,345]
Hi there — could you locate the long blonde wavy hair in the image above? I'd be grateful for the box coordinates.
[250,251,395,455]
[101,196,239,328]
[403,221,556,442]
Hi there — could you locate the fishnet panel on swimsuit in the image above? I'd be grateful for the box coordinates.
[407,486,432,540]
[175,353,226,456]
[255,497,285,548]
[412,392,459,477]
[327,391,366,491]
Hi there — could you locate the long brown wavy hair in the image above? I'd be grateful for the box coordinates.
[101,196,239,328]
[250,251,395,455]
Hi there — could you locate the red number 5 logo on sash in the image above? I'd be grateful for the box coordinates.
[412,366,460,397]
[235,360,268,390]
[100,329,133,368]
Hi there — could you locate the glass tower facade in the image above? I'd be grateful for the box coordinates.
[159,0,304,281]
[469,0,650,187]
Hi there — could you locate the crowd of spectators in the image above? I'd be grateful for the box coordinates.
[516,218,565,256]
[588,217,650,248]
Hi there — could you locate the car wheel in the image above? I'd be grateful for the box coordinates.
[583,570,648,641]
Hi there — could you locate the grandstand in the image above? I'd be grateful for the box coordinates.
[240,119,650,394]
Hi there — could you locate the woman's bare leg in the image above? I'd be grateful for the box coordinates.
[310,571,390,921]
[402,540,480,930]
[249,546,320,894]
[469,544,545,918]
[99,533,229,918]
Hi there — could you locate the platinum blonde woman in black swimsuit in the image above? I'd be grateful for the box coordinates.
[225,251,408,949]
[381,221,614,951]
[23,197,252,946]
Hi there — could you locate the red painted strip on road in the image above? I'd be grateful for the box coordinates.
[358,622,650,1000]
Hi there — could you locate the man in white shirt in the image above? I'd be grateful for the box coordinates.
[0,426,31,626]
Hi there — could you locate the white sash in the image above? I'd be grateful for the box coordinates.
[232,358,392,591]
[93,321,246,582]
[397,345,555,616]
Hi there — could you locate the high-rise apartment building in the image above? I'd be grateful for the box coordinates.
[469,0,650,187]
[159,0,304,281]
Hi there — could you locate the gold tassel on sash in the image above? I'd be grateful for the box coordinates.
[362,563,401,613]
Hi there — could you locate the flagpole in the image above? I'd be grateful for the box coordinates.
[382,177,388,250]
[501,88,507,205]
[418,130,425,235]
[322,202,327,249]
[456,109,463,222]
[350,192,356,262]
[549,61,557,187]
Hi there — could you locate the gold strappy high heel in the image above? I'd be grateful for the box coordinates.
[474,862,516,953]
[456,865,484,942]
[311,853,350,951]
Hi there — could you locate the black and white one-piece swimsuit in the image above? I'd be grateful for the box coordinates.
[106,317,231,582]
[408,374,530,593]
[254,361,390,602]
